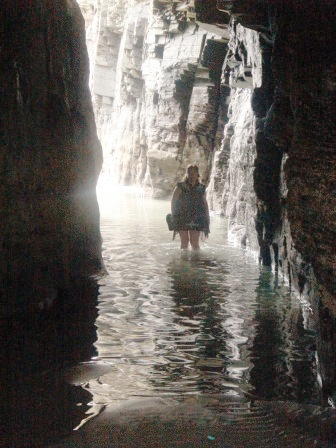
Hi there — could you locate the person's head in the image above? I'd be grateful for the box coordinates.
[185,164,200,183]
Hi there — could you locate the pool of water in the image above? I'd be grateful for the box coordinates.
[85,187,319,409]
[1,186,327,447]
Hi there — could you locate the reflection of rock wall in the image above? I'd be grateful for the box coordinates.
[0,0,102,315]
[1,277,99,446]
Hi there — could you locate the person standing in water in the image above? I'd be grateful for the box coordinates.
[171,164,210,250]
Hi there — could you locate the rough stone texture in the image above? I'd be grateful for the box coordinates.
[269,1,336,316]
[77,0,228,198]
[209,0,336,393]
[207,22,268,252]
[196,1,336,313]
[0,0,102,315]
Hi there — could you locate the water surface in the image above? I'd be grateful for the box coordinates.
[1,187,329,448]
[86,187,319,409]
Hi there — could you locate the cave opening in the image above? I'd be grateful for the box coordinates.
[1,0,336,446]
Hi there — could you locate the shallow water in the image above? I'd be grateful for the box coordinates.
[85,188,320,413]
[1,187,326,447]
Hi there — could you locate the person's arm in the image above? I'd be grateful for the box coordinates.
[171,186,181,215]
[203,193,210,226]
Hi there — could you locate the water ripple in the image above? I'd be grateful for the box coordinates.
[75,194,321,427]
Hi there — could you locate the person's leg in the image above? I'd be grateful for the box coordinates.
[189,231,200,250]
[179,231,189,249]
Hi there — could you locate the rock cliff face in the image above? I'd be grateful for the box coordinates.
[79,0,336,323]
[79,0,228,197]
[0,0,102,315]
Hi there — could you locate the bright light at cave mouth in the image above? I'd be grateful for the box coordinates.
[96,172,144,218]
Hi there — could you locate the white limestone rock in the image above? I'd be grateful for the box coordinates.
[78,0,224,198]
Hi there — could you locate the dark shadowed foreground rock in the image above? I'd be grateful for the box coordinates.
[0,0,103,315]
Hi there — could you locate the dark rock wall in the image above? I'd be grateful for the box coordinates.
[196,1,336,313]
[197,0,336,395]
[269,2,336,316]
[0,0,103,315]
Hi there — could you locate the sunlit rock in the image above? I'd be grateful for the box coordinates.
[78,0,228,198]
[207,23,267,252]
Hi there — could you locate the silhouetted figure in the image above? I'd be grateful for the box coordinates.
[170,165,210,250]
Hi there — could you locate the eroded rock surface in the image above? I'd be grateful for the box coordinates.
[78,0,228,197]
[0,0,102,315]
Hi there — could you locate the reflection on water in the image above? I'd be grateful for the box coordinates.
[250,269,318,402]
[81,189,320,412]
[0,280,99,447]
[1,188,327,446]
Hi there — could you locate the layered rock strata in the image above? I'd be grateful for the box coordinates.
[79,0,229,197]
[0,0,102,315]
